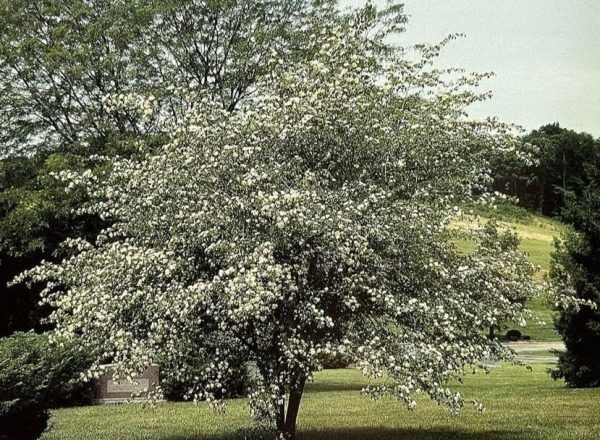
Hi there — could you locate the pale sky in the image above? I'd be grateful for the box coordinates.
[340,0,600,138]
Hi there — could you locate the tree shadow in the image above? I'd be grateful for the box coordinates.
[296,427,540,440]
[304,382,366,393]
[165,426,539,440]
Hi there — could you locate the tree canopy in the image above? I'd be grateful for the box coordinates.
[492,123,600,216]
[0,0,336,157]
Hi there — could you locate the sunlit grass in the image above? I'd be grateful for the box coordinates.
[518,350,560,357]
[452,212,565,278]
[44,365,600,440]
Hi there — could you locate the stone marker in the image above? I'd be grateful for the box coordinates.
[94,364,160,403]
[479,356,500,368]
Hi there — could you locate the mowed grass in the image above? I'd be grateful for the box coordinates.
[452,209,567,341]
[44,365,600,440]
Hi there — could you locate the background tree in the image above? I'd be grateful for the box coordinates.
[0,0,336,336]
[0,153,104,335]
[491,123,599,216]
[20,4,537,439]
[0,0,335,157]
[551,178,600,387]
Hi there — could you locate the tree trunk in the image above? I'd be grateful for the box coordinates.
[562,149,566,191]
[538,177,545,215]
[282,375,306,440]
[276,400,285,434]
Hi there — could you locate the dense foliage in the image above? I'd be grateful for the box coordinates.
[0,153,104,335]
[551,183,600,387]
[492,123,600,216]
[0,0,336,157]
[0,333,94,440]
[159,335,249,401]
[19,4,538,439]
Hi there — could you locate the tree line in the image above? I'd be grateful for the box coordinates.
[492,123,599,217]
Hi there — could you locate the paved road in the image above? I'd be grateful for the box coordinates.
[503,341,564,363]
[504,341,565,353]
[516,355,558,363]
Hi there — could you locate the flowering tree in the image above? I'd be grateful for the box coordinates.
[20,4,537,439]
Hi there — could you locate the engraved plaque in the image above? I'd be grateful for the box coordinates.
[94,364,159,403]
[107,378,149,393]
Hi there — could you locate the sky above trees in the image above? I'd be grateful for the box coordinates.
[341,0,600,137]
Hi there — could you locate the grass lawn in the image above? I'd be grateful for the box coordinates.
[44,365,600,440]
[453,208,567,342]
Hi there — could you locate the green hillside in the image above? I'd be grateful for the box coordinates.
[453,206,567,341]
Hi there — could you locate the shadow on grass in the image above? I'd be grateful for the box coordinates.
[304,382,366,393]
[165,426,539,440]
[296,427,539,440]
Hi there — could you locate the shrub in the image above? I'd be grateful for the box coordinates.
[0,402,48,440]
[0,333,94,440]
[506,329,522,341]
[465,202,534,224]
